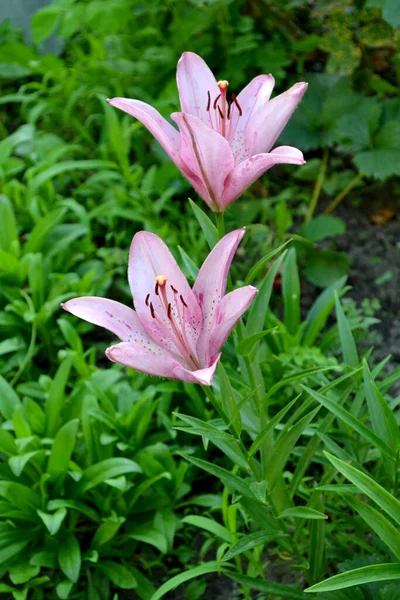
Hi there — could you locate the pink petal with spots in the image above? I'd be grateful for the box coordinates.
[106,342,182,379]
[128,231,202,358]
[220,146,305,209]
[230,75,275,160]
[193,229,245,362]
[208,286,258,357]
[176,52,220,125]
[171,112,234,211]
[62,297,143,343]
[237,82,308,161]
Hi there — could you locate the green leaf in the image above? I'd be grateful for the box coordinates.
[75,458,141,495]
[0,375,21,420]
[180,453,256,501]
[0,195,18,253]
[302,386,396,460]
[149,562,220,600]
[225,572,307,599]
[56,580,74,600]
[282,247,300,335]
[335,294,359,367]
[218,363,242,436]
[31,7,60,43]
[305,563,400,593]
[299,215,346,242]
[182,516,232,543]
[29,160,116,192]
[178,245,199,280]
[244,241,291,285]
[46,357,73,437]
[58,532,81,583]
[265,407,320,491]
[173,413,233,441]
[236,327,278,356]
[302,276,347,346]
[91,515,125,548]
[246,251,286,336]
[222,530,282,561]
[354,149,400,180]
[188,199,218,249]
[23,209,66,255]
[346,496,400,560]
[37,508,67,535]
[99,561,137,589]
[47,419,79,480]
[278,507,327,520]
[305,251,350,288]
[9,450,42,477]
[326,452,400,524]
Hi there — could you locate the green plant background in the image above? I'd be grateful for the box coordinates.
[0,1,399,599]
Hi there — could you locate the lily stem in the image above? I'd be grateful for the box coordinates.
[305,147,329,223]
[215,211,225,239]
[324,172,363,215]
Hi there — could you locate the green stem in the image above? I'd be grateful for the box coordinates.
[305,148,329,223]
[215,211,225,239]
[324,172,363,215]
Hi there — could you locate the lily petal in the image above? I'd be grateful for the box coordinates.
[237,82,308,161]
[221,146,305,210]
[171,112,234,211]
[107,98,183,168]
[173,353,221,386]
[128,231,202,356]
[231,75,275,158]
[208,286,258,357]
[177,52,220,125]
[62,297,147,344]
[193,229,245,361]
[106,342,181,379]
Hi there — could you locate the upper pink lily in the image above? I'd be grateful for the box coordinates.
[108,52,307,212]
[62,229,257,385]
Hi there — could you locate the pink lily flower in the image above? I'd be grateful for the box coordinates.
[62,229,257,385]
[108,52,307,212]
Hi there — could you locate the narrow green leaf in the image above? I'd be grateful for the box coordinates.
[302,276,347,346]
[325,453,400,525]
[188,199,218,249]
[180,453,256,501]
[182,516,232,543]
[223,530,283,562]
[178,245,199,280]
[346,496,400,560]
[335,293,359,368]
[249,395,300,458]
[150,562,220,600]
[173,413,233,442]
[282,247,301,335]
[302,385,396,460]
[246,251,286,337]
[218,363,242,436]
[265,407,320,490]
[235,327,278,356]
[225,572,307,599]
[244,240,291,285]
[305,563,400,593]
[278,507,327,520]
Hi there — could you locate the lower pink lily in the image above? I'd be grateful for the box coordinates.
[108,52,307,211]
[62,229,257,385]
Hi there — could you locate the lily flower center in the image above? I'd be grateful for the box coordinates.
[145,275,200,370]
[206,79,242,141]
